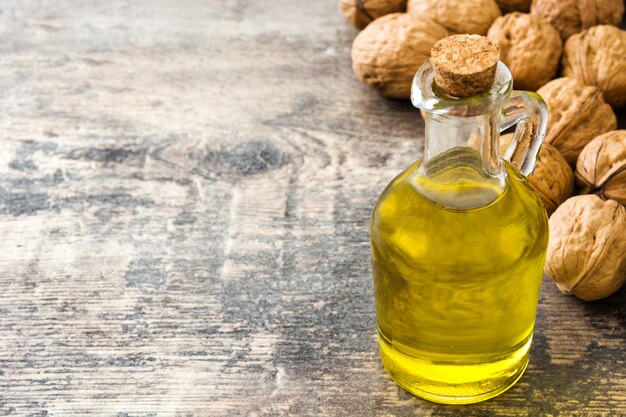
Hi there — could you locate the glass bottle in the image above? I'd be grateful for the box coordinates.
[370,56,549,404]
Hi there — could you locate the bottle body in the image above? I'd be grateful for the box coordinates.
[370,158,548,404]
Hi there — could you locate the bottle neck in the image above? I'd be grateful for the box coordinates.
[422,110,502,176]
[414,110,506,209]
[410,59,515,209]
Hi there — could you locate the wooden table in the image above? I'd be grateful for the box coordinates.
[0,1,624,415]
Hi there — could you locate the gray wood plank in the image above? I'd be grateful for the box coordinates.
[0,1,624,416]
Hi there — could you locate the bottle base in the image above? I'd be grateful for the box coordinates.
[378,329,531,405]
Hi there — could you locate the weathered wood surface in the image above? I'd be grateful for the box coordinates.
[0,1,624,416]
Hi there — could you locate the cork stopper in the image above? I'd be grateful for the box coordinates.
[431,35,500,98]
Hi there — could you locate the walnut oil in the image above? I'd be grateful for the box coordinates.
[371,154,548,404]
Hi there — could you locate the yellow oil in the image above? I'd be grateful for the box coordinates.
[370,150,548,404]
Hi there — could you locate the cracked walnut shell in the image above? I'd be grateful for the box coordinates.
[487,12,562,91]
[500,135,574,215]
[531,0,624,40]
[545,195,626,301]
[536,77,617,164]
[576,131,626,206]
[407,0,501,36]
[495,0,530,13]
[340,0,407,30]
[351,13,448,99]
[562,25,626,108]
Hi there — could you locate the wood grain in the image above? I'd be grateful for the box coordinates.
[0,1,624,416]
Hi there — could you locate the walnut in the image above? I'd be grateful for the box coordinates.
[500,134,574,214]
[529,144,575,215]
[351,13,448,99]
[496,0,531,13]
[487,12,561,91]
[536,77,617,164]
[576,131,626,206]
[530,0,624,40]
[562,25,626,108]
[340,0,407,30]
[545,195,626,301]
[407,0,501,36]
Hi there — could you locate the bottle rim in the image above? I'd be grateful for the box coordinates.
[411,60,513,115]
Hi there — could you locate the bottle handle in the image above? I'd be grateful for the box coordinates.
[500,91,548,176]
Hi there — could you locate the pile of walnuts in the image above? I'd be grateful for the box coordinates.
[341,0,626,301]
[343,0,625,101]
